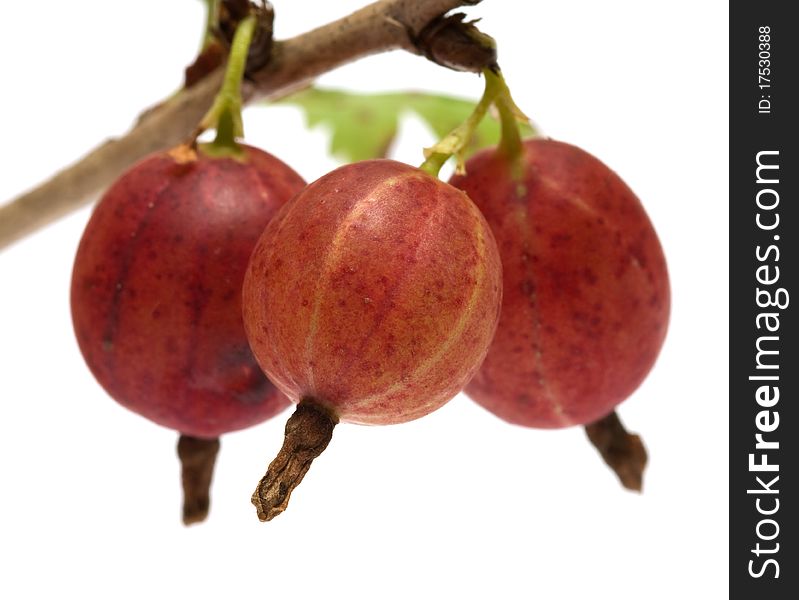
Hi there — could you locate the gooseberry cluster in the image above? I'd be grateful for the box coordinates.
[69,8,668,525]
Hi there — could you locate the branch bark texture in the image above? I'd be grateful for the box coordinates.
[0,0,479,251]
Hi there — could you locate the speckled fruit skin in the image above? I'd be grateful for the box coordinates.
[71,145,306,438]
[449,139,670,428]
[242,159,503,425]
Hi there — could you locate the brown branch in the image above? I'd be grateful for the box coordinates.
[0,0,480,251]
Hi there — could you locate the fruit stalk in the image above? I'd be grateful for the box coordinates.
[178,435,221,525]
[195,14,257,154]
[491,71,525,166]
[200,0,221,52]
[419,67,503,177]
[251,402,337,522]
[584,411,648,492]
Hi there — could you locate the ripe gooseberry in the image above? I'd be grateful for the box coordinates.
[450,138,670,490]
[242,158,503,521]
[71,143,305,523]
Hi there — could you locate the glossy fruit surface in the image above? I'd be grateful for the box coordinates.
[450,139,670,428]
[71,144,305,438]
[242,159,503,425]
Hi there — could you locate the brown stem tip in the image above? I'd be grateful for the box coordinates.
[415,12,497,73]
[584,411,648,492]
[252,401,337,522]
[177,435,221,525]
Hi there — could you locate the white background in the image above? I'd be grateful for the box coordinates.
[0,1,728,598]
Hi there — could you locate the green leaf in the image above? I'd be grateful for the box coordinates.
[276,87,536,164]
[276,88,401,163]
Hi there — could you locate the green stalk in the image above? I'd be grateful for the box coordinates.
[418,151,450,178]
[419,68,504,178]
[490,69,527,179]
[200,0,220,52]
[197,14,257,157]
[492,74,523,161]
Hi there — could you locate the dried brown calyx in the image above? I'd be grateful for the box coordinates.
[251,401,337,522]
[177,435,221,525]
[585,411,648,492]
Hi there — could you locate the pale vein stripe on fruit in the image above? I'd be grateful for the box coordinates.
[515,194,572,427]
[346,194,490,417]
[304,175,405,393]
[535,168,626,424]
[329,185,440,392]
[540,174,597,217]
